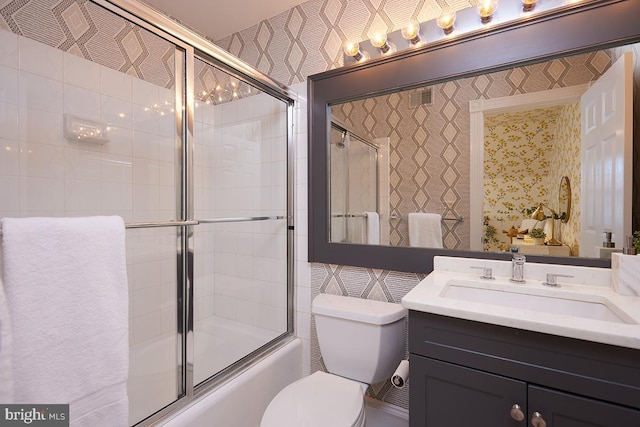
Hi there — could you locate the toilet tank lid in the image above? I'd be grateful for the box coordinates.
[312,294,407,325]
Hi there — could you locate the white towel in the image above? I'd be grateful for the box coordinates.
[364,212,380,244]
[0,245,14,404]
[408,213,443,248]
[1,216,128,426]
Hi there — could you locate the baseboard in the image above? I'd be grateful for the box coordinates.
[364,396,409,421]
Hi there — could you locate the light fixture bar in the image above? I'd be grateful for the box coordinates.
[343,0,591,66]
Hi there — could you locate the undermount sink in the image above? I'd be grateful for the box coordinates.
[441,280,635,325]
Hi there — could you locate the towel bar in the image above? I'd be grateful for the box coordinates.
[389,214,463,222]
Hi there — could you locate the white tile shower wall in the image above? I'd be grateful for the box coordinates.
[192,92,288,334]
[0,28,178,346]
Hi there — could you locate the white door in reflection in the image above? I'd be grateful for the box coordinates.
[580,52,633,256]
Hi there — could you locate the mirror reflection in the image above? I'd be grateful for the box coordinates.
[329,42,638,259]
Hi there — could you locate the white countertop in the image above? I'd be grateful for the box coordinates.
[401,256,640,350]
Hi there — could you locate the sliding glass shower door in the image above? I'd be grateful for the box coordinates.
[0,0,294,425]
[191,57,291,385]
[329,124,379,244]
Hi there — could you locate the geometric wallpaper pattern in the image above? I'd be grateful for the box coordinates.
[217,0,477,86]
[311,263,425,410]
[0,0,175,88]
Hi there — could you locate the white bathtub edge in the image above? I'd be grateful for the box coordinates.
[160,338,302,427]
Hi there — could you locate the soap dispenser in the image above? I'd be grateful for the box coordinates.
[603,231,615,248]
[596,231,622,259]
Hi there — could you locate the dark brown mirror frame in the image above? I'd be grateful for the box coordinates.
[308,0,640,274]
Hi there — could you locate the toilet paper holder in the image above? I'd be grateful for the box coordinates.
[391,359,409,389]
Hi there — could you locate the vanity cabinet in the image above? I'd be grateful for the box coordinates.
[408,311,640,427]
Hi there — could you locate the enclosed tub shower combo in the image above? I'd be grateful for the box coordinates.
[0,0,295,425]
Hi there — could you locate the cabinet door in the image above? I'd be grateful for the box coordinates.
[410,355,527,427]
[529,385,640,427]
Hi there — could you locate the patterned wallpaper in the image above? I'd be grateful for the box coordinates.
[311,263,425,410]
[483,107,559,252]
[216,0,476,87]
[552,103,582,255]
[332,87,470,249]
[0,0,176,88]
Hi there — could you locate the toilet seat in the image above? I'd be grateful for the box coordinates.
[260,371,365,427]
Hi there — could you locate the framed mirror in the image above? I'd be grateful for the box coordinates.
[308,0,640,273]
[560,176,571,224]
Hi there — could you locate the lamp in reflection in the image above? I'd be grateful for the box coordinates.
[476,0,499,23]
[436,10,456,35]
[370,32,393,54]
[530,203,562,246]
[343,41,365,61]
[401,20,422,45]
[522,0,538,12]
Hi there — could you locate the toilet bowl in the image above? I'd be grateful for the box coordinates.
[260,371,367,427]
[260,294,407,427]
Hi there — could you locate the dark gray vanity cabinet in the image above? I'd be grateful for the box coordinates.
[408,311,640,427]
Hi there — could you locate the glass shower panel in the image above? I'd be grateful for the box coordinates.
[330,126,348,243]
[349,138,378,216]
[328,127,378,244]
[192,58,289,385]
[0,3,185,424]
[127,226,182,425]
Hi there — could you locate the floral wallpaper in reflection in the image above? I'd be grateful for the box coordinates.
[483,107,560,252]
[551,103,582,255]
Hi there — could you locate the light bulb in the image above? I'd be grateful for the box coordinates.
[343,41,364,61]
[436,10,456,35]
[522,0,537,12]
[238,82,253,97]
[476,0,499,23]
[401,20,421,45]
[370,32,392,54]
[370,32,387,47]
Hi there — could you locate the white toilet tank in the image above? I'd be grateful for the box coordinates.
[312,294,407,384]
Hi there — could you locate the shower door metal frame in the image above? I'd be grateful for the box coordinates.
[92,1,296,425]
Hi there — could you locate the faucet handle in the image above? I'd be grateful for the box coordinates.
[543,273,573,287]
[470,266,494,280]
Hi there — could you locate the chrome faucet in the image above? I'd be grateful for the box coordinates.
[510,247,526,283]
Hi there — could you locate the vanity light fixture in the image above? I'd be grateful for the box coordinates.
[522,0,538,12]
[342,0,573,66]
[476,0,499,24]
[370,32,393,54]
[401,20,422,45]
[343,41,365,61]
[436,10,457,35]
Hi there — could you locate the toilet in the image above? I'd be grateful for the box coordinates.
[261,293,407,427]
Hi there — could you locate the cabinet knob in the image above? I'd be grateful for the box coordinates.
[531,411,547,427]
[510,404,525,421]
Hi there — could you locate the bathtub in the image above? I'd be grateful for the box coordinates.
[128,317,300,426]
[160,338,301,427]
